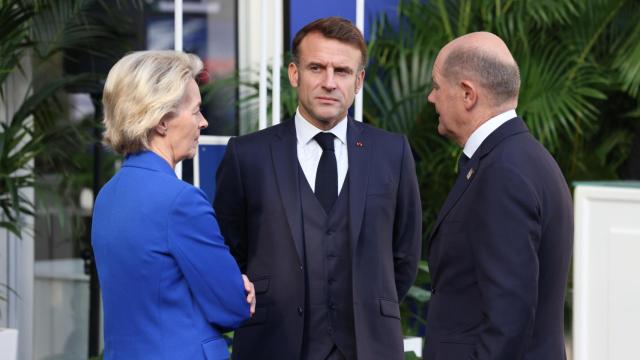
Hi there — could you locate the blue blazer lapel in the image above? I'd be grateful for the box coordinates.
[427,117,528,253]
[271,119,304,263]
[347,119,370,251]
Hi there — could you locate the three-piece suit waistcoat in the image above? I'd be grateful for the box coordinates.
[299,167,356,360]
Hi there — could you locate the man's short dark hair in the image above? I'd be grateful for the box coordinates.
[443,46,520,105]
[291,16,367,69]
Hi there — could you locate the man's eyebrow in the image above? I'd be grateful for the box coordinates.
[334,66,353,74]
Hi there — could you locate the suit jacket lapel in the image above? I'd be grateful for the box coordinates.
[271,119,304,263]
[427,117,529,254]
[427,159,477,252]
[347,119,370,251]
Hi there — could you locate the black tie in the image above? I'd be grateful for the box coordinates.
[314,132,338,213]
[458,153,470,173]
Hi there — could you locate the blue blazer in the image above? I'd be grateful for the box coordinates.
[424,118,573,360]
[92,151,250,360]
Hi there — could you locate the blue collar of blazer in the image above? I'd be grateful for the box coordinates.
[122,150,177,177]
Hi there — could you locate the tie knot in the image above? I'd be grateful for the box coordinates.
[314,132,335,151]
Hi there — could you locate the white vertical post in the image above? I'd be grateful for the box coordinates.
[237,0,250,135]
[0,54,34,360]
[11,204,34,360]
[174,0,183,52]
[355,0,365,122]
[258,0,268,130]
[271,0,282,126]
[174,0,183,178]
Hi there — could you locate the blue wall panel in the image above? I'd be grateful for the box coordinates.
[198,144,227,203]
[290,1,356,44]
[289,0,399,45]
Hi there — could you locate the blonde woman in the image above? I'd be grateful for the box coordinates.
[92,50,254,360]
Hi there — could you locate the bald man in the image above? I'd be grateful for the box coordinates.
[423,32,573,360]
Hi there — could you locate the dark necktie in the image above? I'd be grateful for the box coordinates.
[314,132,337,213]
[458,153,470,173]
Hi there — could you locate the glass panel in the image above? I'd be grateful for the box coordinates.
[145,0,238,184]
[146,0,238,136]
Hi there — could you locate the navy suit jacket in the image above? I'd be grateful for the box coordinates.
[214,118,422,360]
[424,118,573,360]
[92,151,250,360]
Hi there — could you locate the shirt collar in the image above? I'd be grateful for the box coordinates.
[295,108,348,146]
[463,109,517,158]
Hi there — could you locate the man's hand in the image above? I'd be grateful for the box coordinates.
[242,274,256,316]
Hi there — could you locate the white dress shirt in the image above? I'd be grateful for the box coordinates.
[295,109,349,194]
[463,109,517,158]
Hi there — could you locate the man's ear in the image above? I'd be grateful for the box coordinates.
[460,80,477,110]
[354,69,365,94]
[288,62,299,88]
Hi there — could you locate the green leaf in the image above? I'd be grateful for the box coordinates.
[404,351,421,360]
[0,221,21,238]
[407,285,432,303]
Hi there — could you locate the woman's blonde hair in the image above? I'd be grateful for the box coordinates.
[102,50,203,155]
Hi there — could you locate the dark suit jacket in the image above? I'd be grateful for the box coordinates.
[214,118,422,360]
[424,118,573,360]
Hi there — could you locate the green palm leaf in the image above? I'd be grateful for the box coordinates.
[1,0,134,237]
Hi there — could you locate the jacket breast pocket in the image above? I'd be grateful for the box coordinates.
[378,298,401,319]
[201,337,229,360]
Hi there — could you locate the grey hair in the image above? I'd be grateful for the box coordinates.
[442,46,520,105]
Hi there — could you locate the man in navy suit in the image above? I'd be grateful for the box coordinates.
[214,17,422,360]
[423,32,573,360]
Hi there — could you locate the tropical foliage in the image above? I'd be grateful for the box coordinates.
[0,0,134,239]
[0,0,128,328]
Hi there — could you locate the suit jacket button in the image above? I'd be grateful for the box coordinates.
[297,306,304,316]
